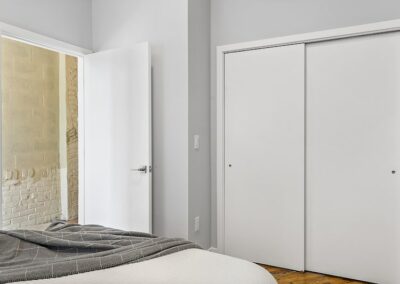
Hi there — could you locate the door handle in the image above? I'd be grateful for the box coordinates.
[131,166,147,174]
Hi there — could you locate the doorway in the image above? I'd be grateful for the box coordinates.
[0,24,152,233]
[1,37,79,230]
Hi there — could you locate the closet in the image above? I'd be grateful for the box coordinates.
[219,23,400,284]
[306,32,400,284]
[224,44,305,271]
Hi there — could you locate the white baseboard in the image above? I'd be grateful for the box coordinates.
[208,247,219,253]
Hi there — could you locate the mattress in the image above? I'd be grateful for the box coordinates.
[18,249,277,284]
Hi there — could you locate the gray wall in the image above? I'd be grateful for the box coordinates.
[0,0,92,49]
[210,0,400,248]
[92,0,190,239]
[188,0,211,248]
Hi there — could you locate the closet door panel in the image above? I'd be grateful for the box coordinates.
[224,44,305,270]
[306,32,400,284]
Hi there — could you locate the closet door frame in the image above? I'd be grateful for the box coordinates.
[216,19,400,254]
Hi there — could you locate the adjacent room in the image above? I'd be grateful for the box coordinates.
[1,37,79,230]
[0,0,399,283]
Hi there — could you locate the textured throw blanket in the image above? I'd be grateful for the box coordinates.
[0,222,200,283]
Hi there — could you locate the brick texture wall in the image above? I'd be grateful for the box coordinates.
[1,38,62,229]
[2,170,61,229]
[66,55,78,221]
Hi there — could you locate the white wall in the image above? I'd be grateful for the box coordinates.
[0,0,92,49]
[188,0,211,248]
[92,0,190,239]
[93,0,212,247]
[210,0,400,248]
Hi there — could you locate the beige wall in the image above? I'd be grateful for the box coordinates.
[66,55,78,221]
[1,38,62,229]
[1,38,78,229]
[2,38,60,170]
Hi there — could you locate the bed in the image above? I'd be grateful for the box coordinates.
[18,249,276,284]
[0,223,276,284]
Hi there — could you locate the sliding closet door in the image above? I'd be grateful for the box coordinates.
[224,44,305,271]
[307,32,400,283]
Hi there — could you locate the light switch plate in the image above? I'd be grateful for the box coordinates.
[194,135,200,150]
[194,216,200,232]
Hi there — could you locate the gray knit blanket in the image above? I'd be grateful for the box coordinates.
[0,222,200,283]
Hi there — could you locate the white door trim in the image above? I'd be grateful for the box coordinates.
[0,22,92,227]
[0,22,92,56]
[216,18,400,253]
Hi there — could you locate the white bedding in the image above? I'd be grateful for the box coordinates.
[19,249,276,284]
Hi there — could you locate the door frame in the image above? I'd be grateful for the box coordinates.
[0,22,92,227]
[216,19,400,253]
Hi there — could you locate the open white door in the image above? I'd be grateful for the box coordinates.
[83,43,152,233]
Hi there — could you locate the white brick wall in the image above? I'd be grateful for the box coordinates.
[2,168,61,230]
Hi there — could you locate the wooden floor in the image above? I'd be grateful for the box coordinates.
[259,265,367,284]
